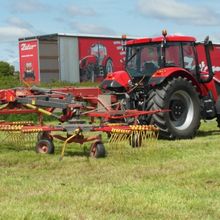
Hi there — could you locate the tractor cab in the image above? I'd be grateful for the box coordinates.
[101,31,215,94]
[125,31,215,87]
[125,34,198,84]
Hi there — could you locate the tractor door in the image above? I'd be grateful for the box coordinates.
[206,45,220,95]
[196,41,220,97]
[196,40,214,84]
[196,41,220,120]
[182,42,197,75]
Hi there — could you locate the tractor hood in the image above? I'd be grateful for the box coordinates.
[100,71,131,92]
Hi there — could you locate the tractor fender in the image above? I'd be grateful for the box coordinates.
[100,70,131,91]
[102,56,111,66]
[148,67,202,94]
[79,55,97,68]
[103,57,113,74]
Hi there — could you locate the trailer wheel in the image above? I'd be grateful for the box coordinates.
[36,139,55,154]
[146,76,200,139]
[90,142,106,158]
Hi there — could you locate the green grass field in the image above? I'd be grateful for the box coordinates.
[0,120,220,220]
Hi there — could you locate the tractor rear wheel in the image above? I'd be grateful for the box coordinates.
[146,76,200,139]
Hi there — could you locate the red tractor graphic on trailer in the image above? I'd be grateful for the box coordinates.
[100,30,220,139]
[79,43,113,82]
[23,62,35,81]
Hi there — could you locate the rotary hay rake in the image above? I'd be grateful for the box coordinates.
[0,121,37,148]
[0,86,165,159]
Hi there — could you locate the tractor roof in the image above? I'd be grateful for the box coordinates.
[126,35,196,46]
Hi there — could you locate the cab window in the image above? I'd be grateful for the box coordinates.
[165,42,183,67]
[182,42,196,73]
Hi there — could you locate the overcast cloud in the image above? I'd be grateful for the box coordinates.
[6,17,34,30]
[137,0,220,26]
[70,21,116,35]
[66,5,97,17]
[9,0,48,13]
[0,26,33,42]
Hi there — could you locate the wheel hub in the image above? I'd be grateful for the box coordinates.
[168,90,194,130]
[40,145,48,153]
[170,100,185,120]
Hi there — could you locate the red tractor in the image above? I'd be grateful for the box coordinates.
[80,43,113,82]
[100,30,220,139]
[23,62,35,81]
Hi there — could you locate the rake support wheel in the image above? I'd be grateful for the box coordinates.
[36,139,55,154]
[90,142,106,158]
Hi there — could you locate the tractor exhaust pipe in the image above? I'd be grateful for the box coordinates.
[203,36,214,83]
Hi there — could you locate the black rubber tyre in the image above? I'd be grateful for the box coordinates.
[146,76,200,139]
[90,142,106,158]
[36,139,55,154]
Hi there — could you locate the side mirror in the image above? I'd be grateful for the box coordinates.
[121,34,127,51]
[204,35,213,50]
[204,36,209,45]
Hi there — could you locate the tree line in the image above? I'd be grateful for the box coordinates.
[0,61,16,76]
